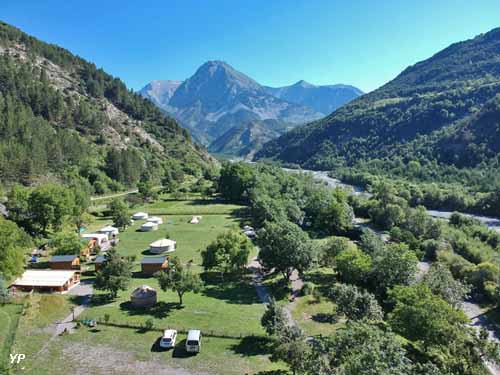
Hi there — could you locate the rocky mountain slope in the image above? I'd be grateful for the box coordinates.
[208,120,290,157]
[139,61,362,153]
[0,21,212,190]
[256,27,500,170]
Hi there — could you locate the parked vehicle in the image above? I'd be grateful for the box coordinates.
[159,329,177,349]
[185,329,201,353]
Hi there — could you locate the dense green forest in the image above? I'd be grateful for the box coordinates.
[0,21,212,192]
[256,27,500,203]
[218,162,499,374]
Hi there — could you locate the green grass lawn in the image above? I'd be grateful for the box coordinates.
[80,273,266,337]
[16,325,285,375]
[0,303,23,370]
[7,295,70,374]
[8,198,282,374]
[291,295,342,336]
[76,197,275,372]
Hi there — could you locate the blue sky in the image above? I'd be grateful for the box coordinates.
[2,0,500,92]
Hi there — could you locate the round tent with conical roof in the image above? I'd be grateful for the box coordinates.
[150,239,176,254]
[130,285,157,307]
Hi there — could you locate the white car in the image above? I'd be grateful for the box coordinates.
[159,329,177,349]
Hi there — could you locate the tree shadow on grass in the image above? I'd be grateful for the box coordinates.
[262,275,290,302]
[201,274,261,305]
[230,336,275,356]
[120,301,183,319]
[312,313,336,324]
[132,271,154,279]
[80,293,113,307]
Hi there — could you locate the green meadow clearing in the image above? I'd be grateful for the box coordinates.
[81,196,266,336]
[12,196,280,375]
[0,303,23,371]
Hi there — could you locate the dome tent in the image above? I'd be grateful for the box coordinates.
[130,285,157,307]
[132,212,149,220]
[147,216,163,224]
[149,239,176,254]
[141,222,158,232]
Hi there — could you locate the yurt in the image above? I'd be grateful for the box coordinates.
[130,285,157,307]
[140,222,158,232]
[132,212,149,220]
[149,239,176,254]
[189,216,201,224]
[99,226,119,237]
[147,216,163,225]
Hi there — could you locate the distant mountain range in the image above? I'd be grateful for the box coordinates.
[139,61,362,155]
[256,27,500,171]
[263,81,363,115]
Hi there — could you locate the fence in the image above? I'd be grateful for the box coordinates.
[76,316,263,340]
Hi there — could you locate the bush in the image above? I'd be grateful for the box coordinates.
[301,282,315,296]
[144,318,154,331]
[312,287,322,303]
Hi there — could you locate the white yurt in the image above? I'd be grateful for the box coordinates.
[147,216,163,225]
[140,222,158,232]
[189,216,201,224]
[132,212,149,220]
[149,239,176,254]
[130,285,157,307]
[99,226,119,237]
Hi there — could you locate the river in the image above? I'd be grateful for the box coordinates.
[286,168,500,232]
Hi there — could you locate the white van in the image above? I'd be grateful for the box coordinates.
[159,329,177,349]
[186,329,201,353]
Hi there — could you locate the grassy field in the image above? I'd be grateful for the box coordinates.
[7,295,71,374]
[15,325,284,375]
[7,197,283,374]
[81,198,265,336]
[0,302,23,370]
[291,295,341,336]
[73,197,275,374]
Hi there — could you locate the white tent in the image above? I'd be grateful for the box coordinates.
[141,222,158,232]
[81,233,108,245]
[132,212,149,220]
[99,226,119,237]
[190,215,201,224]
[147,216,163,225]
[149,238,176,254]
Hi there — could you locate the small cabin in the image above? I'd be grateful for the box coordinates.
[49,255,81,270]
[140,256,168,275]
[12,270,80,293]
[94,255,107,272]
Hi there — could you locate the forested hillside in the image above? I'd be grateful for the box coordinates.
[256,27,500,182]
[0,21,212,193]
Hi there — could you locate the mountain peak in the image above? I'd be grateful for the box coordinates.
[294,80,315,88]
